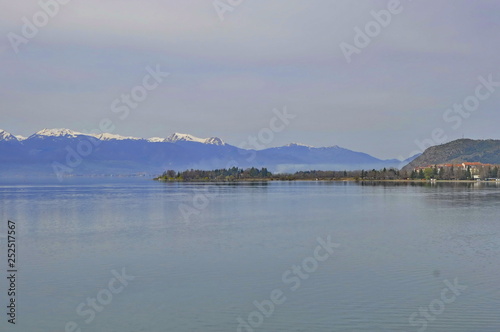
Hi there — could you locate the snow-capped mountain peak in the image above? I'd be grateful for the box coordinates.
[14,135,27,141]
[0,129,18,142]
[147,137,166,143]
[165,133,225,145]
[204,137,225,146]
[166,133,206,144]
[30,129,143,141]
[32,128,87,138]
[16,128,225,145]
[96,133,142,141]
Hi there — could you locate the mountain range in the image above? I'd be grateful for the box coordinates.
[0,128,415,178]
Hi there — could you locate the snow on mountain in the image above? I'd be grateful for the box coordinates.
[0,128,409,175]
[15,128,225,145]
[29,129,141,141]
[14,135,27,141]
[204,137,225,146]
[165,133,206,144]
[96,133,142,141]
[147,137,166,143]
[31,128,89,139]
[285,143,314,148]
[0,129,18,142]
[165,133,225,145]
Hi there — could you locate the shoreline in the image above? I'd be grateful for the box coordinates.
[154,178,499,184]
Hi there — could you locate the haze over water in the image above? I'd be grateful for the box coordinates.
[0,178,499,331]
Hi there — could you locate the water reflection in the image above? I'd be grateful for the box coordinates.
[0,179,499,331]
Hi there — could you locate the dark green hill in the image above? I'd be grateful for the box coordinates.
[403,139,500,170]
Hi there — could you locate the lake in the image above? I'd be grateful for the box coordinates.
[0,179,499,331]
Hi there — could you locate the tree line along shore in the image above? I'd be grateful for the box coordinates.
[154,166,500,182]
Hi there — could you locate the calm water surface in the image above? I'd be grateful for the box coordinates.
[0,178,499,331]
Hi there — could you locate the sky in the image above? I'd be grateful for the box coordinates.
[1,0,499,159]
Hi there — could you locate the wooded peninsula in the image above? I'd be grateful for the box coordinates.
[154,164,500,182]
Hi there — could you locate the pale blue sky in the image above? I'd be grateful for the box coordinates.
[1,0,499,159]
